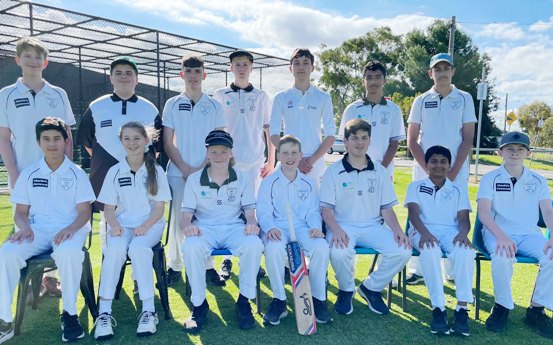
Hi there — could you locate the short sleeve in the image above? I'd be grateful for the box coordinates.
[319,168,336,208]
[152,166,172,202]
[269,94,283,136]
[59,88,76,126]
[181,176,197,212]
[391,104,406,140]
[255,177,275,233]
[241,177,256,209]
[213,99,227,129]
[477,173,494,201]
[407,95,423,124]
[161,99,175,129]
[462,93,477,124]
[321,93,336,137]
[97,167,118,206]
[10,170,30,205]
[457,185,472,212]
[538,176,551,202]
[75,169,95,204]
[403,181,418,208]
[380,169,398,208]
[75,107,95,148]
[0,89,8,128]
[261,92,272,127]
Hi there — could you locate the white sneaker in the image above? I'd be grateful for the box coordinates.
[0,321,14,345]
[137,311,158,336]
[93,313,116,340]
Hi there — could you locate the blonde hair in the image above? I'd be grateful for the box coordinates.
[277,135,302,152]
[16,36,48,59]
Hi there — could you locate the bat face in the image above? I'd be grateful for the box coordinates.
[286,240,317,335]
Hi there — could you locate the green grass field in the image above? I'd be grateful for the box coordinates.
[1,167,549,344]
[475,152,553,171]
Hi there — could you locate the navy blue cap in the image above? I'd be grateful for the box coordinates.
[205,130,233,148]
[500,131,530,149]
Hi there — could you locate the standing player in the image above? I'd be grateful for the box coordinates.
[213,50,274,280]
[405,145,474,336]
[181,130,263,332]
[339,61,405,177]
[0,117,95,343]
[163,56,226,287]
[270,48,335,185]
[0,36,76,297]
[257,135,332,326]
[406,53,476,284]
[321,119,411,316]
[478,132,553,338]
[93,122,171,340]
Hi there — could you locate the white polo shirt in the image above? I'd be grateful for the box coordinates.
[162,93,226,177]
[0,79,75,173]
[181,167,255,226]
[257,167,321,234]
[10,156,95,229]
[339,97,406,164]
[97,160,172,228]
[320,154,398,227]
[213,84,271,169]
[404,177,471,230]
[407,86,476,171]
[269,86,335,157]
[477,166,551,236]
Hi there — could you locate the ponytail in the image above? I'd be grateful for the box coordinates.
[144,145,158,196]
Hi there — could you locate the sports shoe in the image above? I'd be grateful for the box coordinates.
[60,311,84,342]
[0,319,14,344]
[263,298,288,326]
[206,268,226,286]
[357,284,389,315]
[485,303,509,332]
[236,295,256,330]
[137,311,158,337]
[41,276,62,298]
[431,308,449,335]
[184,299,209,333]
[313,298,333,324]
[524,306,553,339]
[93,313,116,340]
[166,268,182,287]
[450,308,470,336]
[405,274,424,285]
[220,259,233,280]
[334,290,353,315]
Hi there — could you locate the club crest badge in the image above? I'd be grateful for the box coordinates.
[523,181,537,194]
[46,97,58,109]
[450,99,462,110]
[227,187,237,202]
[380,111,390,125]
[297,189,309,201]
[60,177,74,191]
[442,188,455,201]
[368,178,377,193]
[200,104,210,115]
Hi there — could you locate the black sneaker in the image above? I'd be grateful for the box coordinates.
[313,298,333,324]
[405,274,424,285]
[60,311,84,342]
[263,298,288,326]
[206,268,226,287]
[357,284,389,315]
[257,267,267,279]
[450,308,470,336]
[166,268,182,287]
[184,299,209,333]
[431,308,449,335]
[220,259,233,280]
[486,303,509,332]
[334,290,354,315]
[524,306,553,339]
[0,319,14,344]
[236,295,256,330]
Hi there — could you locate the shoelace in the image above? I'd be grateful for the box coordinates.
[94,314,117,329]
[138,311,156,325]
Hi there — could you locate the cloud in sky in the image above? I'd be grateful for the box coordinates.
[479,22,525,40]
[530,16,553,32]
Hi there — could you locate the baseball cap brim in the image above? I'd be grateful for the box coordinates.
[110,57,138,74]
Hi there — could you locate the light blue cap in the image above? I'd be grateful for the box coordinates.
[429,53,453,68]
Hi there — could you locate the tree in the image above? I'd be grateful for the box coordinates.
[538,117,553,148]
[517,101,552,141]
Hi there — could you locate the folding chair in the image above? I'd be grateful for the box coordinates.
[354,247,398,309]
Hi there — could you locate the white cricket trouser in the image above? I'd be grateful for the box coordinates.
[98,222,164,302]
[328,223,411,292]
[483,230,553,310]
[263,226,329,301]
[0,225,88,321]
[410,227,475,308]
[167,176,185,272]
[182,224,263,307]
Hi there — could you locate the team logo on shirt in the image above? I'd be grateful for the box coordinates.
[100,120,112,128]
[249,99,257,112]
[287,101,294,109]
[368,178,377,193]
[450,99,462,110]
[380,111,390,125]
[118,177,132,187]
[523,181,537,194]
[495,183,511,192]
[179,103,192,111]
[200,104,210,115]
[60,177,74,191]
[442,188,455,201]
[341,181,353,190]
[425,101,438,109]
[307,105,318,110]
[46,98,58,109]
[14,98,30,108]
[227,187,237,202]
[32,178,48,188]
[297,189,309,201]
[419,185,434,196]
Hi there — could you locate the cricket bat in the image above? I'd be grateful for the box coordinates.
[285,204,317,336]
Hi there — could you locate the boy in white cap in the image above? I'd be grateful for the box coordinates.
[477,131,553,338]
[405,145,474,336]
[321,118,411,316]
[270,48,335,185]
[406,53,477,284]
[181,130,263,333]
[257,135,331,326]
[0,117,95,344]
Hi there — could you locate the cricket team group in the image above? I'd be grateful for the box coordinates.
[0,35,552,343]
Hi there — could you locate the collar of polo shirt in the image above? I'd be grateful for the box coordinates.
[111,93,138,103]
[200,166,238,189]
[16,78,55,95]
[230,82,254,92]
[38,156,71,174]
[341,153,375,172]
[362,96,387,107]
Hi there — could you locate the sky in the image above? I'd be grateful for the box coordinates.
[36,0,553,130]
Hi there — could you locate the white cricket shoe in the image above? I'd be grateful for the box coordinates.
[137,311,158,337]
[93,313,116,340]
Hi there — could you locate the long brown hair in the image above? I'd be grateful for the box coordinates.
[119,121,159,195]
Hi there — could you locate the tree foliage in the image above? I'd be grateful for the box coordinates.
[517,101,552,141]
